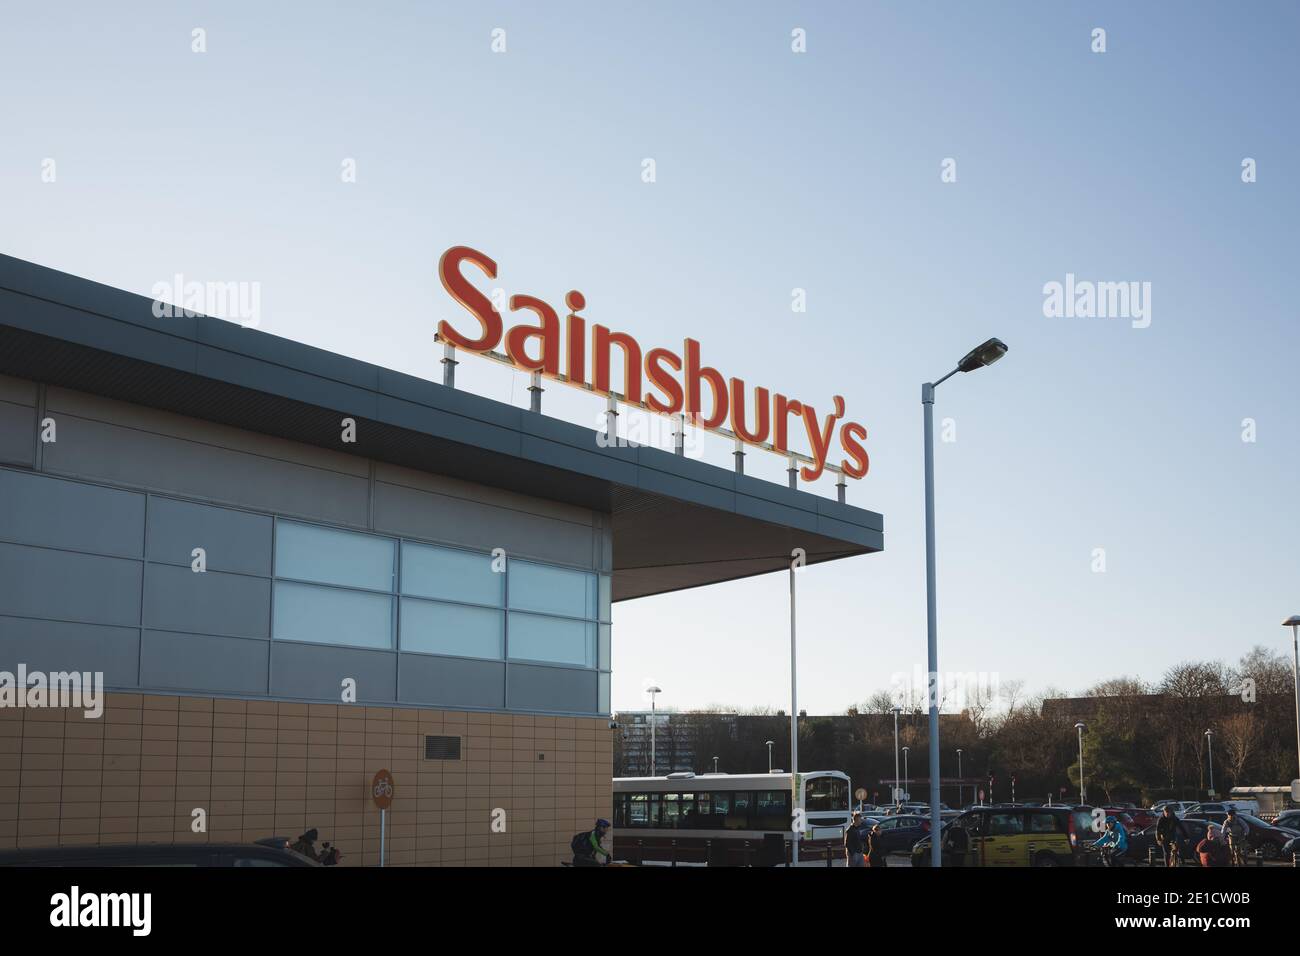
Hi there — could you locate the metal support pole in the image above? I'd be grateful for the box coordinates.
[787,457,798,489]
[790,560,799,865]
[1291,623,1300,784]
[441,342,457,388]
[733,438,744,475]
[604,395,618,446]
[674,413,685,455]
[379,807,386,867]
[528,371,543,413]
[922,381,942,867]
[836,472,846,503]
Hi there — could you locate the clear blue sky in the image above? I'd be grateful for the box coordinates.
[2,2,1296,715]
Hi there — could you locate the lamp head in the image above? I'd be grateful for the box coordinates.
[956,338,1008,373]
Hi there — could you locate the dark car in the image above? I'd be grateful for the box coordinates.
[869,814,937,854]
[0,842,320,867]
[1182,812,1295,860]
[1272,809,1300,832]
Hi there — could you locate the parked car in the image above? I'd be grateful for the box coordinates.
[1182,811,1296,860]
[870,814,937,854]
[912,804,1079,867]
[0,842,320,867]
[1271,809,1300,831]
[1106,805,1156,830]
[1151,800,1197,817]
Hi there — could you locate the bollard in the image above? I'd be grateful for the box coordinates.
[705,839,711,868]
[670,839,677,868]
[744,840,753,867]
[1147,846,1156,866]
[636,839,643,866]
[826,845,833,867]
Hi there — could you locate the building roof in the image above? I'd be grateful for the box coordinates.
[0,254,883,601]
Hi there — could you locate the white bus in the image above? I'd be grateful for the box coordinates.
[611,770,851,866]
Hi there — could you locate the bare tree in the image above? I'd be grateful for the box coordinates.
[1218,711,1262,787]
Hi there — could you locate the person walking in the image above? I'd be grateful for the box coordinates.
[844,812,866,867]
[1222,808,1249,866]
[866,823,888,868]
[1155,805,1180,867]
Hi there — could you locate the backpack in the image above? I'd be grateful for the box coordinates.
[571,831,591,856]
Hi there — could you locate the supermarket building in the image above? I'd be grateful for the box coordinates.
[0,254,883,865]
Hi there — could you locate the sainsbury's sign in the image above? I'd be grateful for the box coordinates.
[437,245,869,482]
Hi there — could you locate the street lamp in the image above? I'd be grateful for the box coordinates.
[1205,729,1215,798]
[765,740,775,773]
[892,706,902,807]
[1075,722,1086,804]
[902,746,910,800]
[922,336,1008,867]
[1284,616,1300,784]
[647,686,662,776]
[956,748,963,807]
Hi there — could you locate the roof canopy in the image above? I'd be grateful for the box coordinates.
[0,255,883,601]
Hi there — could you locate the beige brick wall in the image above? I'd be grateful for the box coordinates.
[0,692,614,867]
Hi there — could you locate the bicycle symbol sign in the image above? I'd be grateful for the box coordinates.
[372,769,394,810]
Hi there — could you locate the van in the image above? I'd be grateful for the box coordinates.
[911,805,1080,866]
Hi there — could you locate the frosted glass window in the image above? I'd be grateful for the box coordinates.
[598,624,611,670]
[273,581,392,649]
[401,598,503,659]
[598,575,612,623]
[275,521,394,592]
[508,613,595,667]
[599,673,611,715]
[509,562,596,619]
[401,542,503,606]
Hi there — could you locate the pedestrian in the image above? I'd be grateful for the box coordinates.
[844,811,866,867]
[291,828,322,861]
[866,823,887,868]
[1155,805,1179,867]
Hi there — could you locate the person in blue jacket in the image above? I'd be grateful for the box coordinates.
[1092,815,1129,867]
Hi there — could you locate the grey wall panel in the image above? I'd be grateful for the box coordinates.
[0,402,34,466]
[146,496,272,575]
[0,374,37,406]
[0,469,145,557]
[143,563,270,639]
[270,642,395,702]
[507,664,597,714]
[0,542,141,627]
[398,653,505,709]
[42,413,370,527]
[140,630,269,694]
[0,615,140,687]
[373,480,596,569]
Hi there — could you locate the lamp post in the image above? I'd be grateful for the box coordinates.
[902,746,910,801]
[1075,722,1086,804]
[1285,616,1300,784]
[647,686,662,776]
[766,740,775,773]
[892,706,902,807]
[1205,729,1215,798]
[922,337,1008,867]
[956,748,963,807]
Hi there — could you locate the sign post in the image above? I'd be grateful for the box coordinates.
[372,769,394,867]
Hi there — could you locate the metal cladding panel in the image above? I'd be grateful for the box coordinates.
[398,654,506,709]
[0,616,140,687]
[140,630,269,695]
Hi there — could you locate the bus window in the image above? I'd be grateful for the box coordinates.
[804,776,848,813]
[628,793,649,827]
[662,793,695,829]
[755,791,791,831]
[724,792,752,830]
[613,793,628,828]
[679,793,697,829]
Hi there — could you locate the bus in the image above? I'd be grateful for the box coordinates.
[611,770,851,866]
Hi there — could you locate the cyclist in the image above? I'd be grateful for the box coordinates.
[1091,815,1129,867]
[571,818,613,866]
[1222,808,1249,866]
[1155,805,1180,867]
